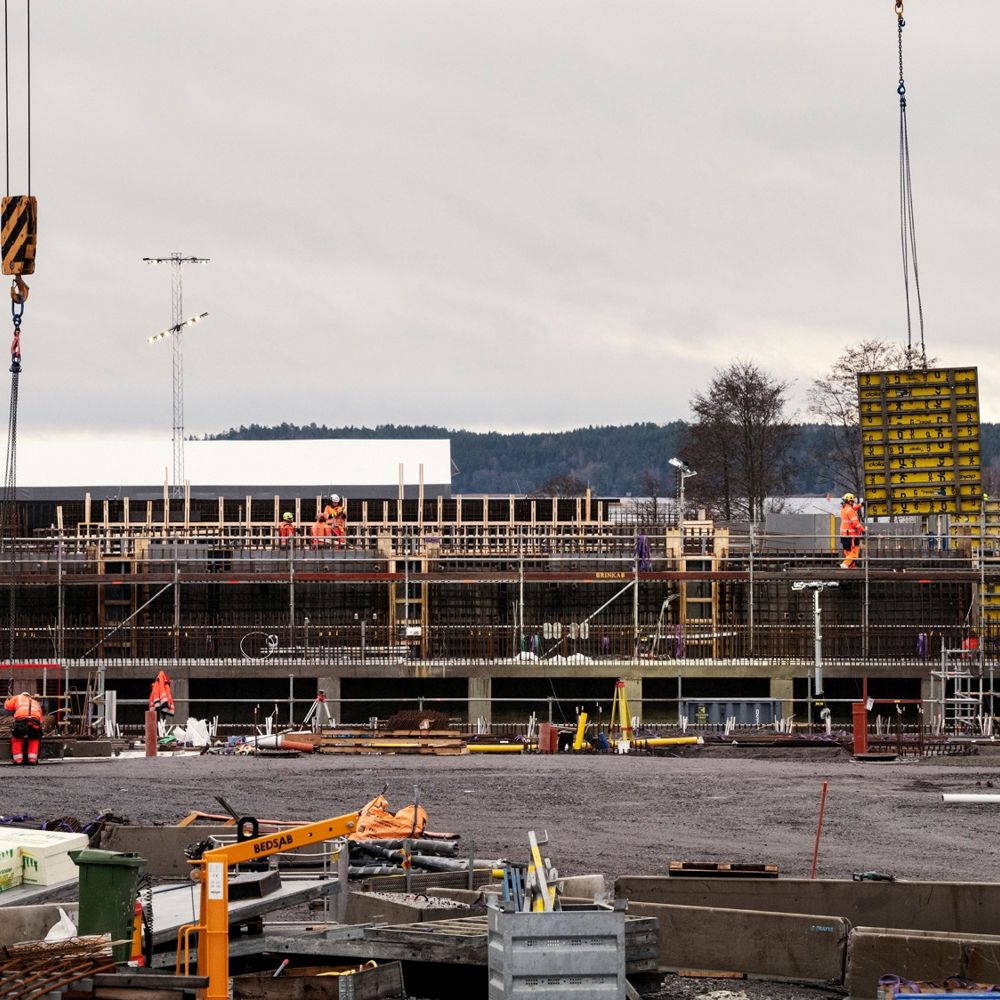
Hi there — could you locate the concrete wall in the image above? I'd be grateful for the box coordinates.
[847,926,1000,998]
[101,825,234,877]
[624,901,847,982]
[0,903,79,945]
[616,876,1000,937]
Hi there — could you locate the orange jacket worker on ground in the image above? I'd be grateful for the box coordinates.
[839,493,865,569]
[4,691,43,765]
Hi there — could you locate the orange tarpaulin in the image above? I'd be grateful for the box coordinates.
[349,795,428,841]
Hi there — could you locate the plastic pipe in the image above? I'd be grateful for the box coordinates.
[941,793,1000,803]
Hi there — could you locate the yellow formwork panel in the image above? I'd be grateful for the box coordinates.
[856,367,983,518]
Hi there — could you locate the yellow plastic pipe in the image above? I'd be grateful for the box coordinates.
[631,736,701,749]
[572,712,588,751]
[467,743,524,753]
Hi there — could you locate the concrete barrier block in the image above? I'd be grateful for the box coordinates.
[846,927,1000,999]
[101,825,233,877]
[617,876,1000,937]
[560,874,607,899]
[0,903,79,945]
[345,889,471,926]
[624,900,847,982]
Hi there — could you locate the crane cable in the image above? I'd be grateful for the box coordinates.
[2,0,31,677]
[895,0,926,370]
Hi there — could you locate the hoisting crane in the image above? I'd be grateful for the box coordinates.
[176,810,359,1000]
[1,0,36,680]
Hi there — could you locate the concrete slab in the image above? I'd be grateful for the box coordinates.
[617,876,1000,937]
[623,900,847,982]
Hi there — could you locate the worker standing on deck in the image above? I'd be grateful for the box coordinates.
[279,512,297,543]
[311,512,332,547]
[324,494,347,548]
[839,493,865,569]
[4,691,43,765]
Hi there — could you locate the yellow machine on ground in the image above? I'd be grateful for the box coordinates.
[177,811,359,1000]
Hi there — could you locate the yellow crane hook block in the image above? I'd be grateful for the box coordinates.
[1,195,37,275]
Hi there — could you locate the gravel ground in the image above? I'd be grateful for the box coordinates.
[8,745,1000,998]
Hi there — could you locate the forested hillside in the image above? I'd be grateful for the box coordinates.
[204,421,1000,497]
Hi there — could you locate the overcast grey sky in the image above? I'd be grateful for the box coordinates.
[10,1,1000,438]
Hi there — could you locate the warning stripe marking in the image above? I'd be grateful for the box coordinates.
[1,195,36,275]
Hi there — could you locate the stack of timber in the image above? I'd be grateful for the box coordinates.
[315,728,468,756]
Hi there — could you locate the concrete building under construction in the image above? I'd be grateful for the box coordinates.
[1,437,997,735]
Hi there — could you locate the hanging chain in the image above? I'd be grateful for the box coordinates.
[2,275,23,674]
[896,0,926,370]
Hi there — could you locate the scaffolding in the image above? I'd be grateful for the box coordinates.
[928,646,986,731]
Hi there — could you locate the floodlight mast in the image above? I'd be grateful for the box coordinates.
[791,581,839,696]
[668,457,697,529]
[143,253,210,497]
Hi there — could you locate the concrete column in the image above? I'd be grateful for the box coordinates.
[170,677,190,720]
[316,676,342,726]
[770,678,794,718]
[622,677,643,724]
[920,675,934,710]
[468,676,491,728]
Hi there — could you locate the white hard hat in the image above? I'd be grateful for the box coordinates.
[330,494,340,505]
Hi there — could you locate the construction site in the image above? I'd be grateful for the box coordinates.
[3,480,1000,736]
[6,1,1000,999]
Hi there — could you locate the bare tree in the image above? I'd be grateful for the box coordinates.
[809,338,931,495]
[635,470,668,525]
[682,360,796,522]
[535,473,587,497]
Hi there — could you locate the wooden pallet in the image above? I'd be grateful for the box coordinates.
[669,861,779,878]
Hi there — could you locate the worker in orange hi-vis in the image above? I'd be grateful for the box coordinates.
[323,494,347,548]
[311,512,333,548]
[278,511,297,544]
[839,493,865,569]
[4,690,43,765]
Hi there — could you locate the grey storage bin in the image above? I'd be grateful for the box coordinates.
[487,899,625,999]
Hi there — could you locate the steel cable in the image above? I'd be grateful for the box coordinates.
[896,4,927,370]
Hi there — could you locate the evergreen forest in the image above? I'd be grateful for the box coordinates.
[206,422,1000,497]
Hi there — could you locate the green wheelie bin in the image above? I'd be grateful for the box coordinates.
[70,849,147,963]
